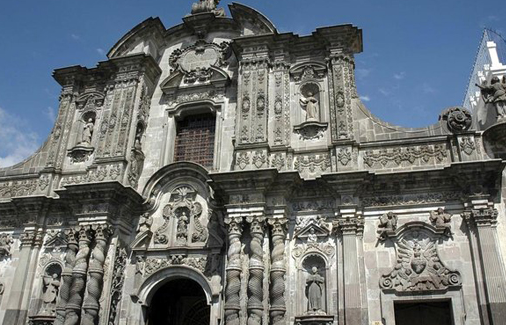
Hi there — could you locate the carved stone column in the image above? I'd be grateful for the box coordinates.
[54,229,78,325]
[463,206,506,324]
[64,226,93,325]
[82,225,111,325]
[245,217,265,325]
[268,218,287,325]
[224,217,243,325]
[335,216,364,325]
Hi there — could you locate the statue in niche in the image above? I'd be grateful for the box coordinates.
[300,91,319,121]
[41,273,61,313]
[476,76,506,120]
[176,211,189,244]
[134,124,144,151]
[378,212,397,241]
[429,208,452,236]
[306,266,324,313]
[81,118,95,145]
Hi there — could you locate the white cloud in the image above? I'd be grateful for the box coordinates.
[360,95,371,102]
[378,88,390,96]
[44,106,56,122]
[356,68,371,80]
[393,71,406,80]
[422,82,436,94]
[0,107,39,168]
[71,33,80,40]
[96,48,105,56]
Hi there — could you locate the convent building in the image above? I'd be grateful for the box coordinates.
[1,2,506,325]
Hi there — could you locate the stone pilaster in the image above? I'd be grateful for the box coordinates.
[2,228,44,325]
[54,229,78,325]
[267,218,287,325]
[82,225,111,325]
[64,226,93,325]
[463,203,506,325]
[334,215,364,325]
[224,216,243,325]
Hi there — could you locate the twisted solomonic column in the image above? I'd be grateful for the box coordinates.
[268,218,287,325]
[82,225,111,325]
[246,217,266,325]
[54,229,79,325]
[64,226,93,325]
[224,216,243,325]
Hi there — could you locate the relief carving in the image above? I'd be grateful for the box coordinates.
[363,144,447,168]
[440,106,473,133]
[459,137,475,156]
[379,224,461,292]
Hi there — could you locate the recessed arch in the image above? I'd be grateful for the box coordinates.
[135,265,213,306]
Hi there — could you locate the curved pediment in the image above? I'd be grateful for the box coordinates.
[229,2,277,36]
[142,162,211,211]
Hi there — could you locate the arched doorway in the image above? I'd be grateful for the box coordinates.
[146,278,210,325]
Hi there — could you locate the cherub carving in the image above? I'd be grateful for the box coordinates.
[378,212,397,241]
[429,208,452,237]
[136,212,153,234]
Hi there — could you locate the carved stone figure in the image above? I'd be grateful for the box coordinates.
[477,76,506,120]
[308,228,318,243]
[191,0,225,16]
[136,212,153,234]
[42,273,61,311]
[306,267,324,313]
[429,208,452,236]
[0,234,13,259]
[378,212,397,241]
[176,211,189,244]
[81,118,94,145]
[300,92,319,121]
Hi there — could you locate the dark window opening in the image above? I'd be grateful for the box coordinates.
[394,300,453,325]
[174,113,215,168]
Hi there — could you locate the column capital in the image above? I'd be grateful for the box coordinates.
[333,216,364,236]
[462,207,498,227]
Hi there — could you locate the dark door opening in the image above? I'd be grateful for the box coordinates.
[394,300,453,325]
[147,278,210,325]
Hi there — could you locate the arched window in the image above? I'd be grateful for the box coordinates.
[174,113,216,168]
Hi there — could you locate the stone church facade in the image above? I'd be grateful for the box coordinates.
[1,2,506,325]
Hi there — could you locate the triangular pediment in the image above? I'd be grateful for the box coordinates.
[295,222,330,239]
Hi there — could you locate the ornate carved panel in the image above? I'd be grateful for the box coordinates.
[379,222,461,293]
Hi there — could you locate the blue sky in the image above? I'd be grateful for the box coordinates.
[0,0,504,167]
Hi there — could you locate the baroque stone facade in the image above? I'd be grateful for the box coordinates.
[1,2,506,325]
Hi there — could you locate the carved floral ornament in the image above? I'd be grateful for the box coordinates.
[440,106,473,133]
[379,222,461,293]
[168,40,232,84]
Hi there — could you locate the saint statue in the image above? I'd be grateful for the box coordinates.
[306,266,324,313]
[82,118,94,144]
[476,76,506,120]
[308,228,318,243]
[300,92,319,121]
[177,211,189,242]
[42,273,61,310]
